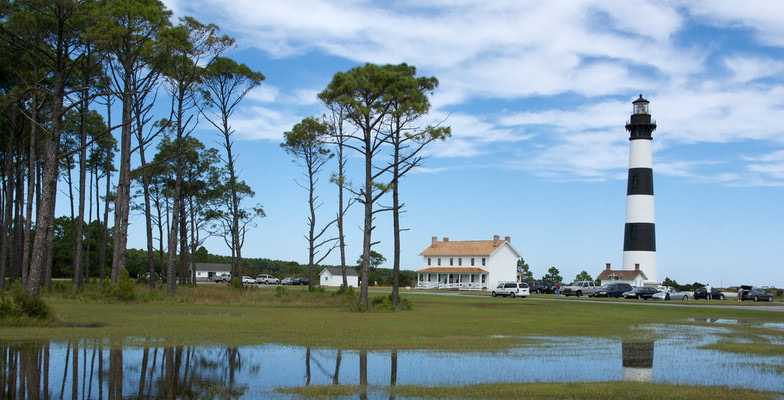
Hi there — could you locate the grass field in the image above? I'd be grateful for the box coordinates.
[2,284,782,351]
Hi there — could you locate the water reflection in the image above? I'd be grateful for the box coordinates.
[2,330,782,399]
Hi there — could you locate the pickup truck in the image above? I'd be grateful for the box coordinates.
[213,272,231,283]
[561,281,596,297]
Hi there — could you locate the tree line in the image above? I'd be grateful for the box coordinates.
[1,1,448,308]
[0,0,262,297]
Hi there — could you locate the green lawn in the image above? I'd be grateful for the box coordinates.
[2,284,781,351]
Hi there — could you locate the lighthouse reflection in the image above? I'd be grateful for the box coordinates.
[622,341,654,382]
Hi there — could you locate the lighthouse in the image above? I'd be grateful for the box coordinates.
[622,95,657,285]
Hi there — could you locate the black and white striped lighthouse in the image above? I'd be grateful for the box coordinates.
[622,95,657,285]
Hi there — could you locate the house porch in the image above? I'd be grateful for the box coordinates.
[415,267,488,291]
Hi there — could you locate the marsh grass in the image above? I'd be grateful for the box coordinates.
[1,284,782,351]
[281,382,781,399]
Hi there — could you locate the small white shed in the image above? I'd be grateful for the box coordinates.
[319,267,359,288]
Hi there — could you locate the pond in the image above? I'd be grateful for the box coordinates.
[2,322,782,399]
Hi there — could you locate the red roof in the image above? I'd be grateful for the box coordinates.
[597,269,647,280]
[420,237,510,256]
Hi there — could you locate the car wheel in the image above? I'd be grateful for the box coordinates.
[719,295,725,300]
[491,291,497,297]
[576,291,582,297]
[682,295,688,300]
[768,296,773,302]
[754,296,759,302]
[637,295,642,300]
[509,292,516,298]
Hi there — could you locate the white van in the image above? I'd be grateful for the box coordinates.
[491,282,530,298]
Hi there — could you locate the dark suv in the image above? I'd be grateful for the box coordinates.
[594,282,633,298]
[694,287,725,300]
[526,280,555,294]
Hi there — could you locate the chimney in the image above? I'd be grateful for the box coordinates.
[443,237,449,242]
[431,236,437,247]
[606,263,611,270]
[493,235,500,246]
[504,236,511,243]
[634,263,640,271]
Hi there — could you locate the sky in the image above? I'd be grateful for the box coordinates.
[144,0,784,287]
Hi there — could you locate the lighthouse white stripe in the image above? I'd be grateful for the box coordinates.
[628,140,653,168]
[622,251,657,285]
[625,195,656,223]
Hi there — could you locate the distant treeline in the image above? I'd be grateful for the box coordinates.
[126,248,418,287]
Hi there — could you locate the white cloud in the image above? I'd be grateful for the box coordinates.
[680,0,784,46]
[723,56,784,83]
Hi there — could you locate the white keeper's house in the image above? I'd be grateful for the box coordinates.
[416,235,520,291]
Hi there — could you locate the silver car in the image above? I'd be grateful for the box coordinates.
[256,274,280,284]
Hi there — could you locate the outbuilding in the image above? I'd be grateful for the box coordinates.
[319,267,359,288]
[596,263,648,287]
[192,263,232,282]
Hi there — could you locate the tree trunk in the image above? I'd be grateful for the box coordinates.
[73,95,89,290]
[25,73,64,296]
[391,154,401,306]
[359,138,373,308]
[111,78,134,283]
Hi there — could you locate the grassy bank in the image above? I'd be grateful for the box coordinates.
[281,382,781,400]
[1,284,782,351]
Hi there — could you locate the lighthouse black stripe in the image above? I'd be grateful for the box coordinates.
[623,223,656,251]
[627,168,654,195]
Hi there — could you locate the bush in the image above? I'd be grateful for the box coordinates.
[102,269,136,301]
[0,282,52,322]
[365,294,413,312]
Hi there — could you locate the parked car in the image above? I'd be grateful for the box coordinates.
[561,281,596,297]
[742,288,774,302]
[241,276,255,284]
[213,272,231,283]
[256,274,280,285]
[491,282,530,298]
[594,283,633,298]
[292,277,309,286]
[622,286,659,299]
[525,280,555,294]
[281,277,294,285]
[651,287,690,301]
[693,287,725,300]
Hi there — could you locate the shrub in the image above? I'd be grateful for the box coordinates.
[366,294,413,312]
[102,269,137,302]
[230,277,243,289]
[0,282,52,322]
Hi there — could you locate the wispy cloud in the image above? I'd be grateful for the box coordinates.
[166,0,784,186]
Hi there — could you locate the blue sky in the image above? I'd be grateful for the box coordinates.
[149,0,784,287]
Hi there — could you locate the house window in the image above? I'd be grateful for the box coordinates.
[471,258,475,266]
[428,258,431,266]
[482,258,486,266]
[437,258,441,266]
[458,258,462,266]
[450,258,453,266]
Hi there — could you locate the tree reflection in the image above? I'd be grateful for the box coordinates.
[1,341,248,399]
